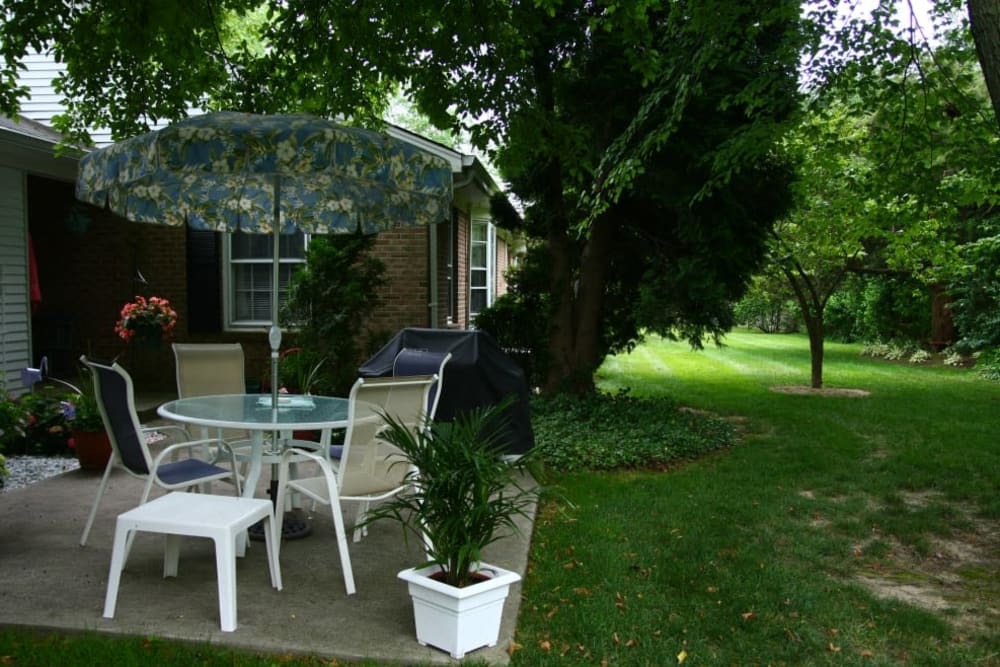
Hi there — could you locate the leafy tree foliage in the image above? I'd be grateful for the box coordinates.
[757,4,1000,387]
[472,1,802,391]
[824,274,931,343]
[0,0,799,394]
[947,214,1000,351]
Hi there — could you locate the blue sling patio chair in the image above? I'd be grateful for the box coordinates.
[78,356,241,546]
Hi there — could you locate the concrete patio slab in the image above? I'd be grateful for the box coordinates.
[0,453,535,665]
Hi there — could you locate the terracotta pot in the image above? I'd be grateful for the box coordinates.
[72,430,112,471]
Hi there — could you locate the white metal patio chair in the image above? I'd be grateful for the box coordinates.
[172,343,254,460]
[273,374,436,595]
[392,348,452,422]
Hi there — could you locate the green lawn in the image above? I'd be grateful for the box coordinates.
[2,330,997,666]
[511,331,999,666]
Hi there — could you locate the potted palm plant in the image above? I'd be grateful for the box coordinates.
[365,399,538,659]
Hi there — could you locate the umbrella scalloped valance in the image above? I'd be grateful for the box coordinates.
[75,112,454,235]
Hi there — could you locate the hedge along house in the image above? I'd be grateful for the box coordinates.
[1,51,520,395]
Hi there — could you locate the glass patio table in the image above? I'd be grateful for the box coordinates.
[158,393,351,539]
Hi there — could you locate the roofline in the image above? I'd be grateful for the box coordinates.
[384,123,500,196]
[0,115,78,180]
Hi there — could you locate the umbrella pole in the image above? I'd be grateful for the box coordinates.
[270,175,282,412]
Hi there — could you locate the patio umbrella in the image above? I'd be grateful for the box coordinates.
[75,111,453,408]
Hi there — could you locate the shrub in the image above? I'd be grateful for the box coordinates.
[281,233,386,395]
[826,275,931,343]
[12,388,75,457]
[474,245,551,388]
[733,274,800,333]
[530,389,737,472]
[976,347,1000,382]
[0,381,29,485]
[943,349,967,367]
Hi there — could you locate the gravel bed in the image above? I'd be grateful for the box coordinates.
[0,455,80,493]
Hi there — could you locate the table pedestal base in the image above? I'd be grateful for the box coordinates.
[249,509,312,541]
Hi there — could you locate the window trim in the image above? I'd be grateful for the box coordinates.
[222,232,308,331]
[469,217,495,318]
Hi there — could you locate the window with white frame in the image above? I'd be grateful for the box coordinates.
[225,232,307,327]
[469,218,495,317]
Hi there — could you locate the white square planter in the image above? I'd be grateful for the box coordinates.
[398,562,521,659]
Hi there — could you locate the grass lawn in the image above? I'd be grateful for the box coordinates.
[2,330,996,666]
[511,330,998,666]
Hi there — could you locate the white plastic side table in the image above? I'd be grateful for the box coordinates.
[103,492,282,632]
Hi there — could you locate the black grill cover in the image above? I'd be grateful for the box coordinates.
[358,328,535,455]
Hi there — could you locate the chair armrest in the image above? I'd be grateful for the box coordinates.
[280,446,329,467]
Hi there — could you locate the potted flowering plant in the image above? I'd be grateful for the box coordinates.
[114,295,177,344]
[63,365,111,470]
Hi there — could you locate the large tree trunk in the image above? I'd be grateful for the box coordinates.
[542,219,614,394]
[968,0,1000,128]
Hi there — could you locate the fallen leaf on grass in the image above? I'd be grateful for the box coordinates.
[507,641,522,656]
[613,632,620,646]
[828,643,841,653]
[573,587,593,597]
[539,640,552,652]
[677,649,688,663]
[741,611,756,621]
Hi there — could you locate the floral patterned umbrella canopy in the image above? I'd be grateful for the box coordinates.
[75,111,453,403]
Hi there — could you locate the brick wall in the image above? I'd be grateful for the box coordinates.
[28,172,464,391]
[366,226,430,347]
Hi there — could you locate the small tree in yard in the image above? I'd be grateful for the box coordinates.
[767,105,870,388]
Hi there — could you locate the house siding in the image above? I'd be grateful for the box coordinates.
[0,166,31,393]
[18,50,114,148]
[496,236,510,296]
[366,226,431,350]
[453,210,470,329]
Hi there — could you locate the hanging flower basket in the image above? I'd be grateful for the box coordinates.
[115,295,177,345]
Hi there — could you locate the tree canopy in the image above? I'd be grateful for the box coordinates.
[749,2,1000,388]
[0,0,805,393]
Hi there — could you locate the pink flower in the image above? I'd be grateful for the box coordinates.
[115,295,178,343]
